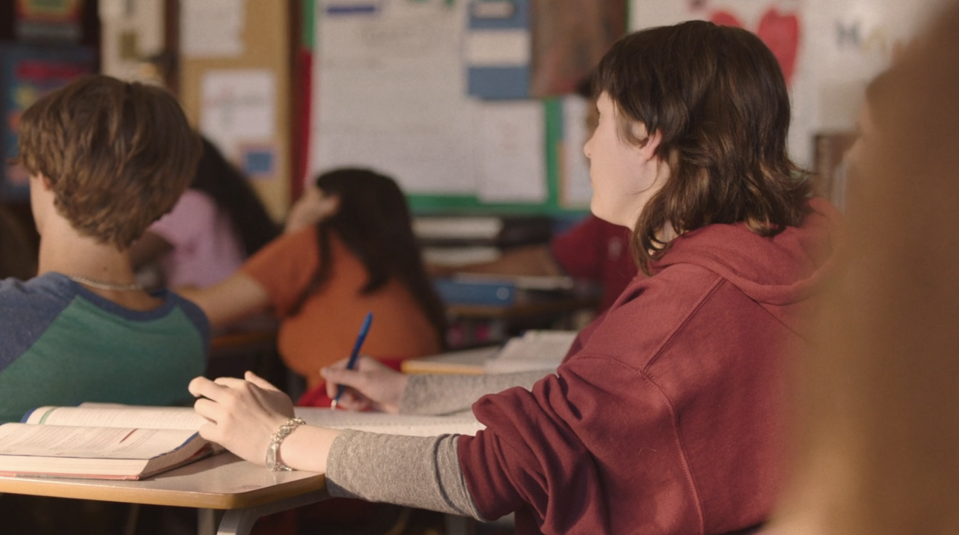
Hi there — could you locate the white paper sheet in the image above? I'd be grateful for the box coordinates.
[199,69,276,159]
[475,101,546,202]
[311,0,479,195]
[180,0,246,58]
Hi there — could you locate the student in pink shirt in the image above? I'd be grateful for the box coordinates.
[130,137,278,289]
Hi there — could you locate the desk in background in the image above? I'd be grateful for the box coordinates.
[446,297,596,348]
[439,275,598,349]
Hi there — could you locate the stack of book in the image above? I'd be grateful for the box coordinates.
[414,215,552,268]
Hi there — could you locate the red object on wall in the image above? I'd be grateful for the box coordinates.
[709,7,800,88]
[292,47,312,202]
[757,8,800,86]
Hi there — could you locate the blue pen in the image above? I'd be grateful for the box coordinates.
[331,312,373,409]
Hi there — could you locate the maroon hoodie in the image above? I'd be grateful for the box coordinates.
[458,199,843,535]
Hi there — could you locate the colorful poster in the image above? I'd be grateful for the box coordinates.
[467,0,531,100]
[0,45,94,200]
[15,0,84,43]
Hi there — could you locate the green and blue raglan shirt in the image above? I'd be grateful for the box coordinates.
[0,273,210,423]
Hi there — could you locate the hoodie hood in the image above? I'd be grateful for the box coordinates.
[650,197,844,336]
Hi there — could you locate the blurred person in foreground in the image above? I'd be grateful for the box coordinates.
[768,3,959,534]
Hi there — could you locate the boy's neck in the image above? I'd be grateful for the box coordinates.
[37,216,161,311]
[37,215,132,279]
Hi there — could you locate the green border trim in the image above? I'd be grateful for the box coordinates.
[303,0,316,48]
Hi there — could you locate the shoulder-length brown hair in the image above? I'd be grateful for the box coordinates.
[594,21,812,274]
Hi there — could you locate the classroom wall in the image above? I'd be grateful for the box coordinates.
[96,0,950,216]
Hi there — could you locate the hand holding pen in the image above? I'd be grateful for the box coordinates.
[331,312,373,410]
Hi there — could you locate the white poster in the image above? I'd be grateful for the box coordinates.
[802,0,950,131]
[199,69,276,159]
[476,101,546,203]
[311,0,479,195]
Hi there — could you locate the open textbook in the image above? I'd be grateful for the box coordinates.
[484,330,578,373]
[0,404,214,480]
[0,403,486,481]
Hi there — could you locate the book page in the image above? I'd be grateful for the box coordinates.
[485,330,577,373]
[24,406,206,431]
[0,424,197,460]
[295,408,485,437]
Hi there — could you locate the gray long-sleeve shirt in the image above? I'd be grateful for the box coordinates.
[324,371,546,519]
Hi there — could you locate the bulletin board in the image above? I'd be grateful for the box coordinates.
[307,0,623,215]
[177,0,291,222]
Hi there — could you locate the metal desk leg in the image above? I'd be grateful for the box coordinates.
[215,489,329,535]
[198,508,223,535]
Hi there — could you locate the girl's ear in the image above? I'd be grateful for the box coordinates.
[638,128,664,161]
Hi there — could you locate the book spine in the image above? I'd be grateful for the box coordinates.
[434,279,516,306]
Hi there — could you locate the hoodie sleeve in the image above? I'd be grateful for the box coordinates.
[457,355,703,535]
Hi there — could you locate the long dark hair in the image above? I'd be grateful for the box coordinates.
[292,168,447,348]
[595,21,812,274]
[192,137,279,256]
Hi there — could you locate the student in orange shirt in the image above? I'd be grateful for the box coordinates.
[183,168,447,391]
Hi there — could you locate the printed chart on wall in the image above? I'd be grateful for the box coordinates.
[310,0,546,205]
[631,0,813,166]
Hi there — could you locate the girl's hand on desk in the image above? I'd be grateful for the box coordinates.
[321,356,408,414]
[189,372,339,473]
[189,372,294,466]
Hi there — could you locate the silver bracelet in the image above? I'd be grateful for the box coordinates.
[265,417,306,471]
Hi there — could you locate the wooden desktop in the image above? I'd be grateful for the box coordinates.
[0,451,327,535]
